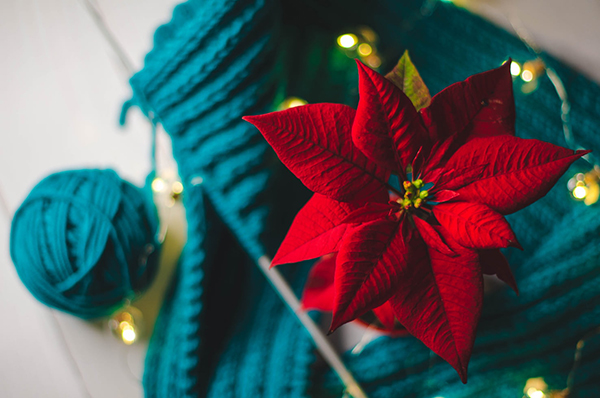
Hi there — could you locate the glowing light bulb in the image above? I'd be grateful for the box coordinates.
[337,34,358,49]
[521,69,534,82]
[573,184,588,199]
[172,181,184,195]
[526,388,546,398]
[568,171,599,205]
[357,43,372,56]
[366,55,382,68]
[288,99,307,108]
[524,377,548,397]
[510,61,521,76]
[109,307,144,345]
[119,321,137,344]
[121,325,136,344]
[278,96,308,110]
[151,177,165,192]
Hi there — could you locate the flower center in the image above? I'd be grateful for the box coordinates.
[398,179,429,210]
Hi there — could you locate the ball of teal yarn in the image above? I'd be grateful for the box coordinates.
[10,169,160,320]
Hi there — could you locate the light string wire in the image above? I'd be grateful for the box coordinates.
[508,11,600,395]
[79,0,165,243]
[80,1,368,397]
[566,326,600,393]
[79,0,170,383]
[508,13,596,167]
[80,0,160,173]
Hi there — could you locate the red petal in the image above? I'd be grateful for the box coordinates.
[372,301,397,330]
[331,217,411,330]
[423,145,487,189]
[430,189,460,204]
[352,61,430,173]
[244,104,389,202]
[390,225,482,383]
[341,203,393,224]
[434,164,489,191]
[412,146,426,178]
[421,60,515,142]
[423,167,445,187]
[433,201,520,249]
[301,254,337,311]
[422,138,455,176]
[446,135,589,214]
[413,216,455,256]
[272,194,364,266]
[479,249,519,294]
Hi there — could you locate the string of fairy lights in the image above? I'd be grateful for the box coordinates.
[336,27,383,69]
[506,55,600,205]
[506,15,600,208]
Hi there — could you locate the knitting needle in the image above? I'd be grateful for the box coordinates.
[257,255,369,398]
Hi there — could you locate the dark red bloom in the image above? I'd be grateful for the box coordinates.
[244,58,588,382]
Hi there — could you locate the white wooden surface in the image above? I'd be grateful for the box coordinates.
[0,1,175,397]
[0,1,598,397]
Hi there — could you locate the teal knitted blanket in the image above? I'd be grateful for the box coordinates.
[123,1,600,396]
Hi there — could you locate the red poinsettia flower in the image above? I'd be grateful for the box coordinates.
[244,57,588,382]
[301,252,408,336]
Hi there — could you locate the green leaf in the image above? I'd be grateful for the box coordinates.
[385,50,431,111]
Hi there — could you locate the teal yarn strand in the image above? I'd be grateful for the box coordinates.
[10,169,160,320]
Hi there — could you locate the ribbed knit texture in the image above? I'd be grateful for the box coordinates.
[123,0,314,396]
[124,0,600,396]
